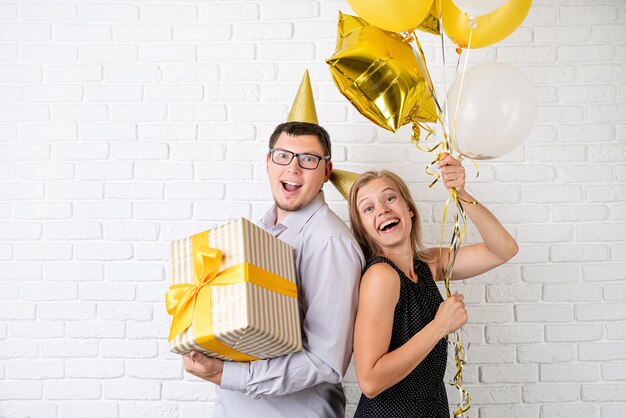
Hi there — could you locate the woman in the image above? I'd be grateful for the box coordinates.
[349,153,518,417]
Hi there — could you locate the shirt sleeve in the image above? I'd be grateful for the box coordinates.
[220,235,363,398]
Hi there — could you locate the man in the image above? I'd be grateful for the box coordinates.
[184,71,364,417]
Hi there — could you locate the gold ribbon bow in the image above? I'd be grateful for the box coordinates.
[166,232,298,361]
[166,245,222,341]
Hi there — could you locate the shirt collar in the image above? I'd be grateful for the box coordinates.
[261,191,327,234]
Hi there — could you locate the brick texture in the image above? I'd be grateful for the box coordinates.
[1,1,625,417]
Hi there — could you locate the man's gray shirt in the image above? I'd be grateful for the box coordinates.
[214,191,364,418]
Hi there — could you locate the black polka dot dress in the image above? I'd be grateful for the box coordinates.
[354,256,450,418]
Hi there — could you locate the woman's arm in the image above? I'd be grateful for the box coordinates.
[432,153,519,281]
[353,262,467,398]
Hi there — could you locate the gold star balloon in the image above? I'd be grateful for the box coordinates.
[416,0,442,36]
[326,12,438,133]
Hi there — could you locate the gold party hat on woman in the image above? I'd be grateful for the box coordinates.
[287,70,318,124]
[330,169,361,200]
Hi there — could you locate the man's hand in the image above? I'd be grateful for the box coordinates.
[183,350,224,385]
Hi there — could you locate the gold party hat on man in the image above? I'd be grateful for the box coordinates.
[287,70,319,124]
[330,169,361,201]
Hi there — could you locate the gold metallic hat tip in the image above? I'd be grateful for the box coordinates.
[287,70,319,125]
[330,169,361,201]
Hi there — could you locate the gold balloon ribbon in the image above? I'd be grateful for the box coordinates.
[166,234,297,362]
[439,185,475,417]
[434,33,479,410]
[411,118,476,418]
[407,26,478,418]
[449,25,474,157]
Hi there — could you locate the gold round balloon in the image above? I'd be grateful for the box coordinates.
[346,0,434,33]
[326,13,438,133]
[442,0,532,49]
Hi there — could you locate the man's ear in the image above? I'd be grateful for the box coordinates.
[324,161,333,182]
[266,152,271,172]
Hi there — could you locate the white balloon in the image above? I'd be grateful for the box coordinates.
[451,0,510,17]
[446,62,536,160]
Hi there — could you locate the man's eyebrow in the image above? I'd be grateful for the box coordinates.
[275,148,321,155]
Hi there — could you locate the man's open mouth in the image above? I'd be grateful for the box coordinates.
[282,181,302,192]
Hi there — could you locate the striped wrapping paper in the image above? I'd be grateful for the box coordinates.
[169,218,302,360]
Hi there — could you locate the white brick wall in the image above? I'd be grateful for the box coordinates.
[0,0,625,417]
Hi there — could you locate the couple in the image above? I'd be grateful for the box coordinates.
[183,78,518,418]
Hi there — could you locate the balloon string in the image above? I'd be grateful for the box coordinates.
[408,17,482,418]
[409,28,479,418]
[438,3,453,148]
[439,185,475,418]
[411,33,446,128]
[411,122,444,188]
[451,25,473,158]
[409,31,450,187]
[439,3,447,97]
[409,31,448,190]
[437,20,476,418]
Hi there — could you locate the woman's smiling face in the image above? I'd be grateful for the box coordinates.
[356,178,414,251]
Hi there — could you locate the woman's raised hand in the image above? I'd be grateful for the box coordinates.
[438,153,466,194]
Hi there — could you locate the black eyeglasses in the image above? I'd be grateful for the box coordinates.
[269,148,330,170]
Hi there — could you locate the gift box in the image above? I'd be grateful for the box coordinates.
[166,217,302,361]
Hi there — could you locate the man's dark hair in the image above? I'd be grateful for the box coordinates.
[269,122,332,159]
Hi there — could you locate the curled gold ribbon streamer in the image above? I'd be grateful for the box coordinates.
[407,25,478,418]
[440,188,474,417]
[166,234,297,362]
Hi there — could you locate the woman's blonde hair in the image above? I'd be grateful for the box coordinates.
[348,170,435,266]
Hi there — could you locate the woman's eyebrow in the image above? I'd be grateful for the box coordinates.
[358,187,395,206]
